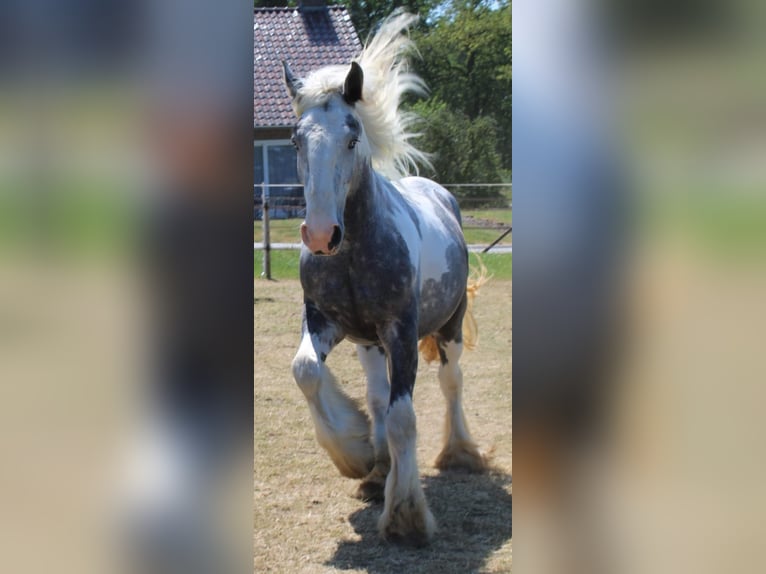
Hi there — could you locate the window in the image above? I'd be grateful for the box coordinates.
[254,141,303,219]
[267,145,298,188]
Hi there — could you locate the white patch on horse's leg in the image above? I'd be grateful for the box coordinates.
[358,346,390,462]
[378,395,435,546]
[356,345,390,500]
[435,340,487,472]
[292,333,373,479]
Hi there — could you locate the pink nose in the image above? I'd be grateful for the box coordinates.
[301,222,342,254]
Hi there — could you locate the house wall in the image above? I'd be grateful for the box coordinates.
[254,127,291,141]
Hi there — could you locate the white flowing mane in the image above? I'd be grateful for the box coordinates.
[291,12,430,179]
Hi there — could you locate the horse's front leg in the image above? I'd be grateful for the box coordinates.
[377,319,436,546]
[291,301,373,479]
[356,344,390,502]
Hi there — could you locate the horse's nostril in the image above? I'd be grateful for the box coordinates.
[328,226,342,252]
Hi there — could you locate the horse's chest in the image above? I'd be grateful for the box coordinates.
[301,252,415,341]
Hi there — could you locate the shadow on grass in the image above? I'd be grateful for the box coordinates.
[326,469,512,573]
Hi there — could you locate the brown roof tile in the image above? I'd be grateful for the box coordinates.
[254,6,362,128]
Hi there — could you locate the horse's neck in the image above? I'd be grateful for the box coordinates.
[344,164,390,235]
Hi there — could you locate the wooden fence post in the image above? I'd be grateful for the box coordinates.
[261,183,271,279]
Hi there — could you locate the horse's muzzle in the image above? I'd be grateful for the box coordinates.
[301,222,343,255]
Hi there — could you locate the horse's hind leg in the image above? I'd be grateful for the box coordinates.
[291,302,374,479]
[434,298,487,472]
[434,339,486,471]
[355,345,390,501]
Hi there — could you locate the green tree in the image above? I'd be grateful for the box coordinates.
[339,0,438,40]
[254,0,297,7]
[254,0,438,39]
[412,99,506,206]
[412,2,511,171]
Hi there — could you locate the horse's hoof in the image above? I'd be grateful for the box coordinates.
[435,440,488,473]
[356,481,384,502]
[378,498,436,547]
[383,529,431,548]
[356,463,388,502]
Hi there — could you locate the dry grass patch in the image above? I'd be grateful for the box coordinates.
[255,279,512,573]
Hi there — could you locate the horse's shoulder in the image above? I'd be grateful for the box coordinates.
[396,176,446,194]
[393,177,462,229]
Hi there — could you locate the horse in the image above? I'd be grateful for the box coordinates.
[284,12,487,546]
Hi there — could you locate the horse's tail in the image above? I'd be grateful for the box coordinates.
[418,333,440,364]
[419,257,490,363]
[463,257,490,351]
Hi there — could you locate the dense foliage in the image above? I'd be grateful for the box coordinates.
[411,3,511,176]
[411,99,505,203]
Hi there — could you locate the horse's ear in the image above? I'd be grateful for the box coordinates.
[283,61,301,99]
[343,62,363,105]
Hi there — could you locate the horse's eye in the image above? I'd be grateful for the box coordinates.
[348,138,359,150]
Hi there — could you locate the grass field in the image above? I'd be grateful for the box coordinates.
[254,219,511,247]
[254,278,512,573]
[255,251,511,281]
[254,209,512,282]
[462,209,512,226]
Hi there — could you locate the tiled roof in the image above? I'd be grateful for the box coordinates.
[254,6,362,128]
